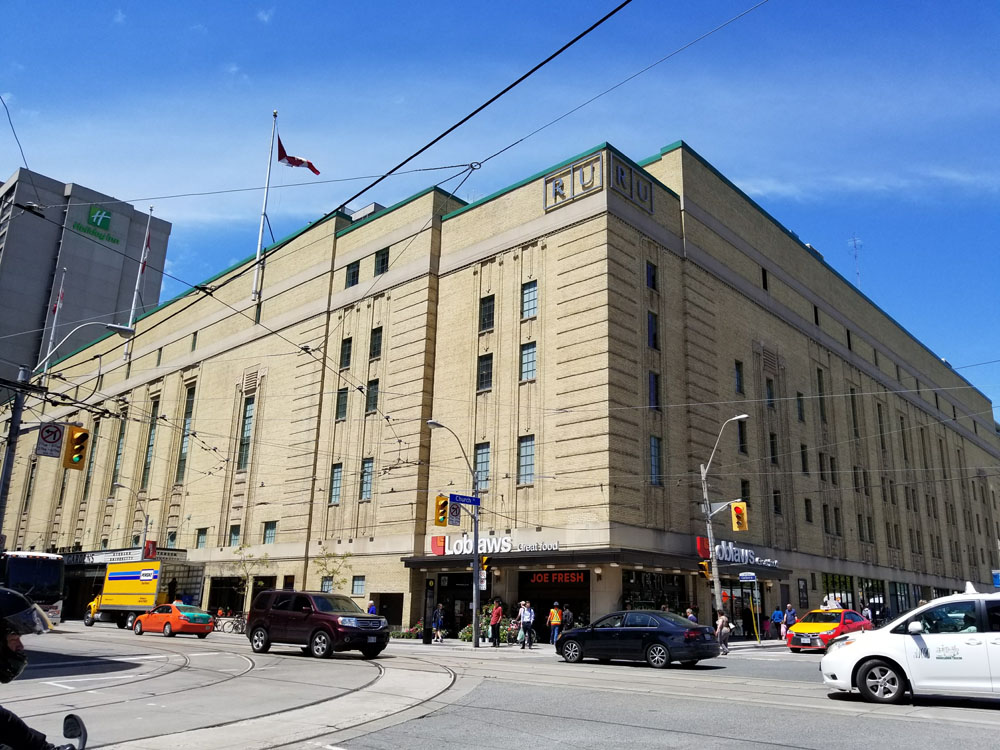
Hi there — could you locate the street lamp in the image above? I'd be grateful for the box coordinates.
[699,414,749,614]
[426,418,482,648]
[112,483,150,553]
[34,322,135,374]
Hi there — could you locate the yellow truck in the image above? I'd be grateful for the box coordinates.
[84,558,204,629]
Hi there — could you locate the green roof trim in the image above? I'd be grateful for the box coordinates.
[638,140,990,403]
[335,186,466,238]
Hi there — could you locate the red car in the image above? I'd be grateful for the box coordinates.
[786,608,872,652]
[133,603,215,638]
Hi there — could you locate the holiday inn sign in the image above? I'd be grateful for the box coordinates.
[72,205,121,245]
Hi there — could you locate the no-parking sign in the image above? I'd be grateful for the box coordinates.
[35,423,65,458]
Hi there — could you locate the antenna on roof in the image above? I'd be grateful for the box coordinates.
[848,233,863,289]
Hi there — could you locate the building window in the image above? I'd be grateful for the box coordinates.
[796,392,805,422]
[351,576,365,596]
[336,388,348,420]
[56,469,68,508]
[846,329,853,351]
[111,414,127,486]
[773,489,782,515]
[822,504,831,534]
[196,528,207,549]
[649,436,663,486]
[237,394,255,471]
[800,445,809,474]
[517,435,535,484]
[648,371,660,411]
[830,456,839,485]
[646,261,657,290]
[769,433,778,464]
[360,458,373,500]
[346,260,360,288]
[479,295,495,332]
[761,267,769,291]
[329,463,342,506]
[519,342,536,381]
[132,534,140,547]
[374,248,389,275]
[339,338,352,369]
[819,452,828,482]
[320,576,334,593]
[735,361,744,394]
[850,388,860,438]
[737,420,748,454]
[140,398,159,490]
[817,369,827,423]
[166,531,176,549]
[805,498,813,523]
[647,311,659,349]
[263,521,277,544]
[22,461,36,512]
[740,479,750,501]
[363,379,377,414]
[521,281,537,319]
[899,416,909,461]
[834,507,842,536]
[474,443,490,492]
[190,331,198,351]
[229,524,240,547]
[813,304,820,326]
[766,379,775,408]
[369,327,382,359]
[175,385,196,483]
[477,354,493,391]
[155,347,162,367]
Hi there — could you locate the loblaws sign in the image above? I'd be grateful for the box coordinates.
[430,535,562,556]
[714,540,780,568]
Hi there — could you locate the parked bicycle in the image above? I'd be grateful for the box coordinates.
[221,613,246,634]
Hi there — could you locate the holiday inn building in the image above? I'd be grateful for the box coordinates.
[3,140,998,634]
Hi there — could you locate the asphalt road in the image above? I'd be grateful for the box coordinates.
[10,625,1000,749]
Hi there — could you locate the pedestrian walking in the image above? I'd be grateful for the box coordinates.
[685,608,697,623]
[367,600,376,615]
[715,609,731,655]
[432,603,446,643]
[781,603,797,639]
[562,604,574,631]
[861,603,872,621]
[546,602,562,645]
[490,598,503,647]
[769,606,783,639]
[517,600,535,649]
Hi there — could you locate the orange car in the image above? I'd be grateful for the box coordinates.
[133,603,215,638]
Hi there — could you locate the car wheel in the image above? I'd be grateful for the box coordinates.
[645,643,670,669]
[163,622,174,637]
[789,647,801,653]
[856,659,906,704]
[116,616,127,629]
[561,639,583,663]
[133,620,143,635]
[250,627,271,653]
[360,646,384,659]
[197,633,209,639]
[126,613,137,629]
[83,613,94,627]
[680,660,699,667]
[310,630,333,658]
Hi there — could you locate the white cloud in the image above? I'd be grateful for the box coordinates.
[257,8,274,23]
[113,9,125,24]
[190,23,207,34]
[224,63,241,76]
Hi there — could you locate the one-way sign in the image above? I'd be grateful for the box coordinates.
[35,423,65,459]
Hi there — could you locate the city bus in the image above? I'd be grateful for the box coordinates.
[0,551,65,624]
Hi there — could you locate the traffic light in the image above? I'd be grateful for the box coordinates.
[434,495,449,527]
[480,556,490,573]
[62,426,90,470]
[731,501,748,532]
[698,561,711,580]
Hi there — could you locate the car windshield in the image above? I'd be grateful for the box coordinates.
[799,611,842,624]
[312,594,363,614]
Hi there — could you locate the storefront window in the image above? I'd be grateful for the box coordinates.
[820,572,854,610]
[621,570,686,614]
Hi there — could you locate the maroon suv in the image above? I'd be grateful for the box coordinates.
[246,590,389,659]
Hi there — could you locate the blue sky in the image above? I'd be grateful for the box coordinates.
[3,1,998,415]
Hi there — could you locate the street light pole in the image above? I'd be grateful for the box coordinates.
[700,414,749,614]
[34,322,135,375]
[112,483,149,552]
[427,419,482,648]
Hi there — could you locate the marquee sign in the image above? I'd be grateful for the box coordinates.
[696,536,780,568]
[430,534,561,556]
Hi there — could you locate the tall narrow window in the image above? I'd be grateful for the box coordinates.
[520,281,537,319]
[876,403,886,450]
[477,354,493,391]
[519,342,536,381]
[374,248,389,275]
[336,388,348,420]
[22,461,36,512]
[796,392,805,422]
[646,261,657,290]
[648,372,661,411]
[517,435,535,484]
[369,327,382,359]
[800,445,809,474]
[773,489,782,515]
[474,443,490,492]
[365,379,379,413]
[830,456,839,485]
[339,338,352,369]
[805,498,813,523]
[190,331,198,351]
[83,420,100,500]
[899,416,908,461]
[647,311,659,349]
[735,361,744,393]
[110,414,127,486]
[352,576,365,596]
[813,304,820,326]
[817,369,827,423]
[769,433,779,464]
[360,458,373,500]
[329,463,342,506]
[649,436,663,486]
[155,348,162,367]
[166,531,176,549]
[737,420,748,454]
[850,388,859,439]
[740,479,750,501]
[479,295,495,331]
[858,514,865,541]
[766,378,775,408]
[822,504,831,533]
[140,398,159,490]
[263,521,277,544]
[237,395,255,471]
[56,469,68,507]
[229,524,241,547]
[196,528,207,549]
[834,507,842,536]
[175,385,195,483]
[346,260,360,288]
[761,267,769,291]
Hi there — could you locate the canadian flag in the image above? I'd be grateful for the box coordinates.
[51,288,63,314]
[277,135,320,175]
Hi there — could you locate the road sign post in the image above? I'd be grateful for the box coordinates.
[35,423,66,458]
[449,493,480,506]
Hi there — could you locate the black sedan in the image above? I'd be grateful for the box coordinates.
[556,610,720,668]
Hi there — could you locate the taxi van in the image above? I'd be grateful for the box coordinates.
[821,588,1000,703]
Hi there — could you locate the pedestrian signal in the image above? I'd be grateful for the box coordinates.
[434,495,449,527]
[63,426,90,470]
[698,561,711,580]
[731,501,748,532]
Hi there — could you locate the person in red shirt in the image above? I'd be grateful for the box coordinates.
[489,598,504,648]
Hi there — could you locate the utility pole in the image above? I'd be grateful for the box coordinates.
[0,367,31,551]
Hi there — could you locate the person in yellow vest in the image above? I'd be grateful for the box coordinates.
[546,602,563,645]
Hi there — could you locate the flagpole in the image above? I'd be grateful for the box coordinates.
[252,110,278,303]
[124,206,153,361]
[43,267,67,379]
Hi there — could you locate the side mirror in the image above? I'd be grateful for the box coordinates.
[63,713,87,747]
[907,620,924,635]
[301,606,313,613]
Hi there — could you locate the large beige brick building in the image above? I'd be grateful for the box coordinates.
[4,141,998,634]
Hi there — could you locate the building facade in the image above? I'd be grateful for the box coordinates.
[3,142,998,633]
[0,168,170,388]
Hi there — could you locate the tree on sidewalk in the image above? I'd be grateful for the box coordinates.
[226,543,272,612]
[311,549,352,592]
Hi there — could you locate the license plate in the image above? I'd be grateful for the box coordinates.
[794,636,808,645]
[367,636,376,643]
[704,633,714,641]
